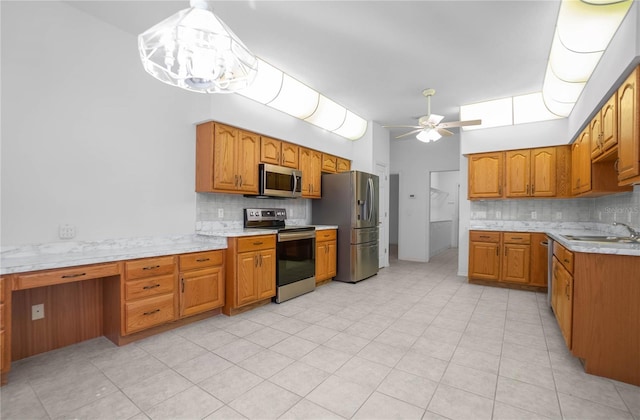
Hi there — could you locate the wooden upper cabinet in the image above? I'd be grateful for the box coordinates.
[260,137,299,169]
[601,93,618,154]
[468,152,503,199]
[196,122,259,194]
[321,153,338,173]
[505,148,556,198]
[572,128,592,195]
[617,67,640,185]
[300,147,322,198]
[505,150,530,198]
[531,147,556,197]
[336,157,351,173]
[589,112,603,160]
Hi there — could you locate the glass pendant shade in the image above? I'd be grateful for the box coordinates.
[416,129,442,143]
[138,0,258,93]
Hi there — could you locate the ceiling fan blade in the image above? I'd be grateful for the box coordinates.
[438,119,482,129]
[437,128,454,137]
[395,129,423,139]
[427,114,445,125]
[382,125,423,129]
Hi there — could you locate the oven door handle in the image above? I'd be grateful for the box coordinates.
[278,231,316,242]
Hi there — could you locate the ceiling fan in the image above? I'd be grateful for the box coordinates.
[384,89,482,142]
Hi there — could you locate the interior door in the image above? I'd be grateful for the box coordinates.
[375,163,388,268]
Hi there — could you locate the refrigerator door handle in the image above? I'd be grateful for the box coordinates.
[368,177,375,221]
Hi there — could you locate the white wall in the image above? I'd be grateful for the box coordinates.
[390,135,461,262]
[0,1,374,246]
[457,2,640,275]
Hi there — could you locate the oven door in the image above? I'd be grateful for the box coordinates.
[277,231,315,286]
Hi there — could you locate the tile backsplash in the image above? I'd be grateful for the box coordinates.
[470,186,640,227]
[196,193,311,230]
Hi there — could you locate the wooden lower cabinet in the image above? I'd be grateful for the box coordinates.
[224,235,276,315]
[179,250,225,318]
[468,230,546,289]
[123,256,177,335]
[1,276,11,385]
[551,244,573,349]
[315,230,337,284]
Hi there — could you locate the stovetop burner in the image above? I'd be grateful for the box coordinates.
[243,208,315,232]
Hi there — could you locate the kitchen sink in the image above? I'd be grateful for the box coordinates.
[562,234,639,243]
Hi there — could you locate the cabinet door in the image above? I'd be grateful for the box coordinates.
[589,112,603,160]
[469,241,500,280]
[559,269,573,349]
[213,124,239,191]
[601,93,617,152]
[256,249,276,299]
[180,266,224,318]
[468,152,503,199]
[237,131,260,194]
[281,142,299,169]
[300,148,322,197]
[237,252,258,306]
[336,158,351,173]
[501,243,531,284]
[310,150,322,197]
[505,150,530,197]
[315,242,328,282]
[572,129,591,195]
[618,68,640,183]
[260,137,281,165]
[531,147,556,197]
[321,154,337,173]
[327,241,337,278]
[529,233,548,287]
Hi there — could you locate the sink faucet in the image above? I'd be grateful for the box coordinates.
[613,222,640,239]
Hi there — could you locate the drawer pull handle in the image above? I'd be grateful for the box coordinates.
[511,237,523,240]
[62,273,86,279]
[142,265,161,270]
[196,258,210,262]
[142,284,160,290]
[143,309,160,316]
[479,235,490,239]
[563,258,570,263]
[253,241,264,245]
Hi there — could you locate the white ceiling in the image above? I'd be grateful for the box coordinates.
[67,0,561,135]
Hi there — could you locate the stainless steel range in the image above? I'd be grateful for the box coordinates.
[244,208,316,303]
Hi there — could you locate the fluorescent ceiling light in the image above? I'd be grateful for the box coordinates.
[138,0,258,93]
[549,32,602,83]
[461,97,512,130]
[237,59,283,104]
[513,92,562,124]
[305,95,347,131]
[267,74,319,119]
[332,111,368,140]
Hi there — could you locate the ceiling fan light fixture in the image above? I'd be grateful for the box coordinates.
[416,129,442,143]
[138,0,258,93]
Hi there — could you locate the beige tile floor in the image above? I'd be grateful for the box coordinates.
[1,248,639,419]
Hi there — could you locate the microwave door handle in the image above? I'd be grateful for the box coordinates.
[292,174,298,196]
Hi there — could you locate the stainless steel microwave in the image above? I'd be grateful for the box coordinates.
[259,163,302,198]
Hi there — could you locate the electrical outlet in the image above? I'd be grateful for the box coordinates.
[556,211,563,220]
[32,304,44,320]
[598,211,602,221]
[218,208,224,219]
[496,210,502,219]
[531,211,537,220]
[58,224,76,239]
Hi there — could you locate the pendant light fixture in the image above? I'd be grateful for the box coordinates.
[138,0,258,93]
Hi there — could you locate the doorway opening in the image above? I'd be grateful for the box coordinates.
[429,170,459,260]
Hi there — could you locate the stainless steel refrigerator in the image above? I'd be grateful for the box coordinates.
[312,170,379,283]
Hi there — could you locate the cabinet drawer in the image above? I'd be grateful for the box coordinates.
[503,232,531,244]
[236,235,276,253]
[125,256,176,280]
[125,293,175,334]
[553,242,574,274]
[179,250,224,271]
[16,262,121,290]
[316,229,337,241]
[124,274,175,301]
[469,231,500,243]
